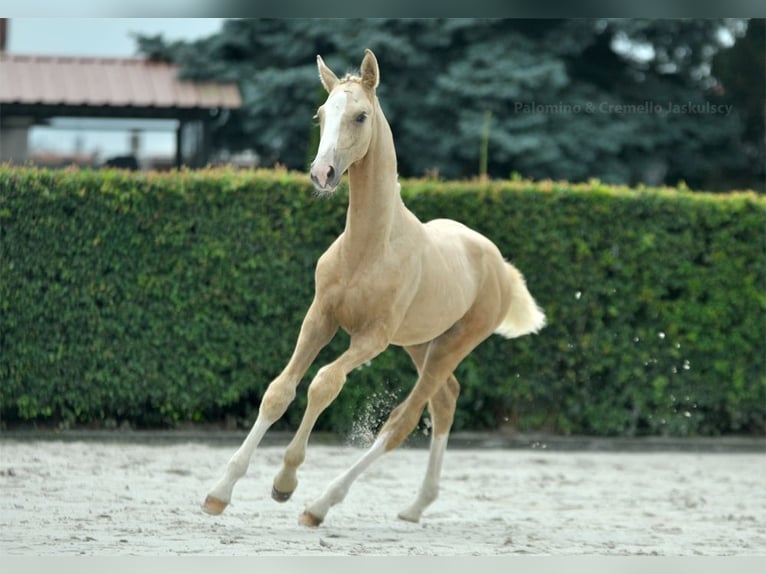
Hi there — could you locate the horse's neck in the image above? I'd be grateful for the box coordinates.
[344,105,408,261]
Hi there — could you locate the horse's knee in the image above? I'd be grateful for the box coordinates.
[260,380,296,421]
[307,365,346,407]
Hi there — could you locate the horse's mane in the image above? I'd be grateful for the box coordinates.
[340,71,362,84]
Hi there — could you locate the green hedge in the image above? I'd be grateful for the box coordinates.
[1,167,764,436]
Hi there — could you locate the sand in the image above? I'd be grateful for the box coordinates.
[1,434,764,556]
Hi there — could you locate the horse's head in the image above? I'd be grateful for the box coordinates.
[310,49,380,193]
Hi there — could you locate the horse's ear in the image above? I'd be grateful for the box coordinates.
[317,55,339,93]
[360,49,379,91]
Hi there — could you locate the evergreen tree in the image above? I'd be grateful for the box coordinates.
[711,18,765,190]
[136,19,759,190]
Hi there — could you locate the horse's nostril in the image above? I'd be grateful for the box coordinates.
[327,165,336,182]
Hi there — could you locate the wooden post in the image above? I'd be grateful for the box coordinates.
[0,19,7,52]
[175,120,184,169]
[201,119,212,167]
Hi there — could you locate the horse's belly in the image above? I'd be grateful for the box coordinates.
[390,310,464,346]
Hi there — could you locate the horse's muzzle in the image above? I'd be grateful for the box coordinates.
[310,162,340,193]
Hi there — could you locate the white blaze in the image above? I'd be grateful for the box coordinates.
[316,90,347,160]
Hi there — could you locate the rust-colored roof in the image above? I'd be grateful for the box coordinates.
[0,53,242,109]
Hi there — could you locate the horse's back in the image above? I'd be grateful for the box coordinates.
[423,218,506,269]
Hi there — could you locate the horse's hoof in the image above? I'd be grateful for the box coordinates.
[202,495,228,515]
[271,486,293,503]
[397,510,420,523]
[299,510,323,528]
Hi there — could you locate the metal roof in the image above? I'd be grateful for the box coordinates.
[0,53,242,110]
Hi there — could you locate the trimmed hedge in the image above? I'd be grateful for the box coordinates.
[1,167,764,436]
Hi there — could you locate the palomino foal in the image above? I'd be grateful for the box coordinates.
[203,49,545,526]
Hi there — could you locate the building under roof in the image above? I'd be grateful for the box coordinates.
[0,51,242,168]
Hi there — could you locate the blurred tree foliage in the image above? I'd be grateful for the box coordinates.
[711,18,765,190]
[137,19,763,191]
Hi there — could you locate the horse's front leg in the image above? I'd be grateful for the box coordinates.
[202,300,337,515]
[271,330,388,506]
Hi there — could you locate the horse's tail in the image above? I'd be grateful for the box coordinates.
[493,262,546,339]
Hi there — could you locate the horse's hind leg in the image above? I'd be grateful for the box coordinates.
[389,343,460,522]
[398,374,460,523]
[296,343,434,526]
[300,310,493,526]
[298,426,392,527]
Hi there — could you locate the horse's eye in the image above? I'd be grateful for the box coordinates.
[355,113,367,124]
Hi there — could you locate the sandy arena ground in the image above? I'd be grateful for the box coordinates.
[1,433,764,556]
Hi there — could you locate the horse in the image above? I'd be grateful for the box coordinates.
[202,49,546,527]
